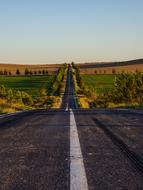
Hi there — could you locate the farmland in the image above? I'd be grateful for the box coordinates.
[0,65,67,113]
[81,74,116,94]
[0,76,54,96]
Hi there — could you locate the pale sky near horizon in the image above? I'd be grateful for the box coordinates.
[0,0,143,64]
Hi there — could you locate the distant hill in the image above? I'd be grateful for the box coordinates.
[78,59,143,69]
[78,59,143,74]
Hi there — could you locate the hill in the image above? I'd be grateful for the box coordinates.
[78,59,143,74]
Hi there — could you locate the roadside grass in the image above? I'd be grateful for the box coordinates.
[0,98,30,114]
[78,97,91,108]
[81,74,116,94]
[0,76,54,96]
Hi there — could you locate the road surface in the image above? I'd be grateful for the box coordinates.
[0,66,143,189]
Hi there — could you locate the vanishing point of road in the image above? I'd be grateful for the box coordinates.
[0,66,143,189]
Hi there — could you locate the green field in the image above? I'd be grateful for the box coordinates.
[0,76,54,96]
[81,74,116,94]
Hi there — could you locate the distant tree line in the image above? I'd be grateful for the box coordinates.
[93,68,140,74]
[0,70,12,76]
[0,68,49,76]
[24,68,49,76]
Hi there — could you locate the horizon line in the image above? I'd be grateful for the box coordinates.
[0,58,143,65]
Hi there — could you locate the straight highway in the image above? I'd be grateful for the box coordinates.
[0,66,143,189]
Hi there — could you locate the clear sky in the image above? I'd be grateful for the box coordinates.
[0,0,143,64]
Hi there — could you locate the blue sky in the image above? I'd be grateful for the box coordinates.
[0,0,143,64]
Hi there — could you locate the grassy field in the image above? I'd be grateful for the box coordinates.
[81,74,116,94]
[0,76,54,96]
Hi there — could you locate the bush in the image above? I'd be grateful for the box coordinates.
[21,92,33,105]
[91,94,109,108]
[91,73,143,108]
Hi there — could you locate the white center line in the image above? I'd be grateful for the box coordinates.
[66,104,69,111]
[70,109,89,190]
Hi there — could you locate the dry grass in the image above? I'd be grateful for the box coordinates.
[1,107,16,114]
[0,99,15,114]
[0,98,28,114]
[0,99,7,105]
[52,96,61,109]
[80,64,143,74]
[79,97,90,108]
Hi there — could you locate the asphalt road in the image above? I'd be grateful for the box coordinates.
[0,66,143,190]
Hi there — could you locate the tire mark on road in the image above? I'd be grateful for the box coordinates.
[94,117,143,175]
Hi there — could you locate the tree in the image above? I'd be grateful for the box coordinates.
[38,70,41,75]
[39,87,47,97]
[34,70,37,75]
[16,69,20,75]
[14,90,22,103]
[4,69,7,75]
[21,92,33,105]
[0,85,6,97]
[8,71,12,76]
[112,68,116,74]
[29,70,33,75]
[42,70,45,75]
[7,89,13,102]
[0,70,3,75]
[25,68,29,75]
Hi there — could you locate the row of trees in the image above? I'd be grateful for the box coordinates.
[0,70,12,76]
[50,63,67,95]
[0,69,49,76]
[24,68,49,75]
[72,62,84,91]
[72,62,94,97]
[94,68,118,74]
[94,68,140,74]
